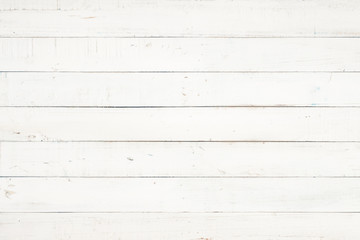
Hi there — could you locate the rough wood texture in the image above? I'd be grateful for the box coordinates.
[1,38,360,71]
[1,213,359,240]
[1,0,360,239]
[1,178,360,212]
[1,0,360,37]
[0,107,359,141]
[1,72,360,107]
[1,142,359,177]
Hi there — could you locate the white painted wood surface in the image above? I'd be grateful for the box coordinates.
[1,0,360,37]
[1,142,360,177]
[1,213,359,240]
[1,0,360,239]
[1,107,359,141]
[1,72,360,107]
[1,38,360,71]
[1,178,360,212]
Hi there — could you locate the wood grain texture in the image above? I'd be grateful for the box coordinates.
[2,0,360,239]
[0,107,359,141]
[1,142,360,177]
[1,213,360,240]
[1,0,360,37]
[0,0,56,10]
[1,72,360,107]
[1,178,360,212]
[1,1,360,37]
[1,38,360,71]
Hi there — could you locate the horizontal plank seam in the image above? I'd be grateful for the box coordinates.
[1,211,360,214]
[1,176,360,178]
[1,106,360,108]
[1,140,360,143]
[3,36,360,39]
[2,71,360,73]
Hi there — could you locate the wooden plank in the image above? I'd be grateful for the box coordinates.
[1,142,360,177]
[1,38,360,71]
[1,0,360,37]
[0,107,359,141]
[0,0,56,10]
[1,178,360,212]
[1,213,360,240]
[1,72,360,107]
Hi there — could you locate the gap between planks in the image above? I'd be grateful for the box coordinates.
[1,106,360,108]
[2,106,358,108]
[2,141,360,143]
[3,36,360,38]
[1,176,360,178]
[2,71,360,73]
[2,211,360,214]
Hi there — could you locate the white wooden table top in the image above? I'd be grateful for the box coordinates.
[1,0,360,239]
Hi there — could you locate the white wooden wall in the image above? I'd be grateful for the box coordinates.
[1,0,360,239]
